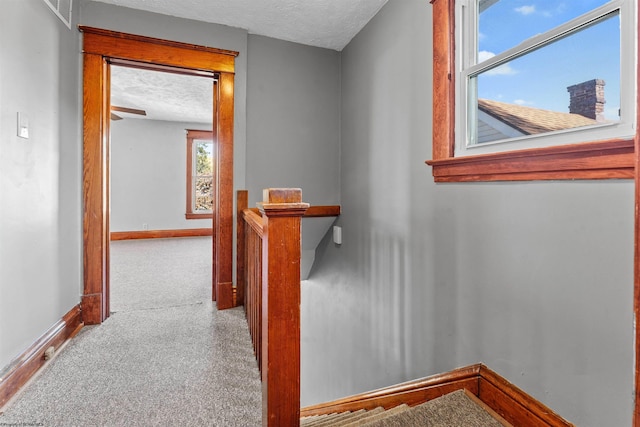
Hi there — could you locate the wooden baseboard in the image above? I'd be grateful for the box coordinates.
[80,293,103,325]
[300,364,480,416]
[300,364,573,426]
[216,282,235,310]
[477,365,572,427]
[463,389,512,427]
[110,228,212,241]
[0,305,83,408]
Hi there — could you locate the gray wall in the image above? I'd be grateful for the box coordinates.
[110,119,211,232]
[246,35,341,207]
[0,1,82,370]
[246,35,341,277]
[301,1,634,426]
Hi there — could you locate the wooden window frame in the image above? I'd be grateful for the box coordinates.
[426,0,636,183]
[186,129,214,220]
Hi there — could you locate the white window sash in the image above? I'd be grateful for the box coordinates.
[456,0,636,156]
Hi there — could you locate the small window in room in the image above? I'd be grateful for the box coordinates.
[427,0,637,181]
[460,0,633,154]
[186,130,214,219]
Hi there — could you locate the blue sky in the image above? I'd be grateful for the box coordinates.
[476,0,620,119]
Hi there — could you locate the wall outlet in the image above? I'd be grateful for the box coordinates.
[17,112,29,139]
[142,223,148,230]
[333,226,342,245]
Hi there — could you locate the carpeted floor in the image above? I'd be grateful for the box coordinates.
[110,237,212,312]
[0,237,262,426]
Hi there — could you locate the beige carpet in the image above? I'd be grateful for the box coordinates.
[301,390,508,427]
[0,237,262,426]
[110,237,213,312]
[364,390,507,427]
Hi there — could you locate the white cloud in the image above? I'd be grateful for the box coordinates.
[478,51,517,76]
[478,51,495,63]
[486,64,516,76]
[515,5,536,15]
[513,99,532,105]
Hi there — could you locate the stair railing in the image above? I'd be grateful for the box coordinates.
[237,188,309,427]
[237,192,263,369]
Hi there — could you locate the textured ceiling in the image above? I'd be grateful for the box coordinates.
[111,66,214,124]
[104,0,388,123]
[92,0,388,51]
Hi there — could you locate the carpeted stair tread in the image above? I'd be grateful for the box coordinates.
[302,390,512,427]
[302,407,385,427]
[300,414,324,426]
[339,404,409,427]
[300,410,356,426]
[301,409,367,426]
[361,390,509,427]
[323,407,387,426]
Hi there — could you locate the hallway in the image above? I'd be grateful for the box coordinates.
[0,237,262,426]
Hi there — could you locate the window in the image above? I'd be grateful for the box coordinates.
[427,0,637,182]
[186,129,214,219]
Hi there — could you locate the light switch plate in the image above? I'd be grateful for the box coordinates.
[17,112,29,139]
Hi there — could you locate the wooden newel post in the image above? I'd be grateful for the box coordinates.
[259,188,309,427]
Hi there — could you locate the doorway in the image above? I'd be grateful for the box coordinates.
[80,27,238,324]
[108,64,215,312]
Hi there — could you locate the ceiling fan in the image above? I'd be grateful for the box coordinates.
[110,105,147,121]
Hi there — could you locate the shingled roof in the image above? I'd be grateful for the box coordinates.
[478,98,599,135]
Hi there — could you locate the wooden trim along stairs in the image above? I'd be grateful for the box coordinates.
[300,363,573,427]
[0,305,83,409]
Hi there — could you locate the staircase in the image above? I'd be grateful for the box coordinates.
[300,390,510,427]
[238,189,573,427]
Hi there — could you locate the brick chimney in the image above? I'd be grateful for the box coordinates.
[566,79,606,122]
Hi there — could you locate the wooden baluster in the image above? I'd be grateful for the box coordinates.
[247,225,254,350]
[259,188,309,427]
[257,234,263,375]
[249,225,259,366]
[236,191,248,308]
[253,228,262,371]
[248,226,253,346]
